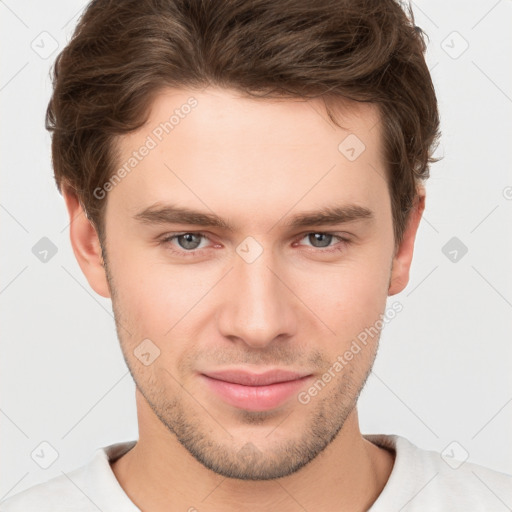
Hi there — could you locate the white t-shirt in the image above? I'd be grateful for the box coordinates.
[1,434,511,511]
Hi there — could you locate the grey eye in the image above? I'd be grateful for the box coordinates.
[307,233,333,248]
[176,233,203,250]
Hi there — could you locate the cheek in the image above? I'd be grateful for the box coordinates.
[299,265,388,378]
[297,275,387,348]
[108,245,216,338]
[297,245,391,323]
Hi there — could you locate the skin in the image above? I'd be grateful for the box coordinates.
[63,86,425,511]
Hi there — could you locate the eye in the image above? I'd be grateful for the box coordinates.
[296,232,350,253]
[161,232,211,254]
[303,233,335,248]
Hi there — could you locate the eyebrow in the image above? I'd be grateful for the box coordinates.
[133,203,375,231]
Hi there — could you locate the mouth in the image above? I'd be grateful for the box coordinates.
[199,369,314,412]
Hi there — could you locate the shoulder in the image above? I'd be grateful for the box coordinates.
[0,441,138,512]
[0,467,95,512]
[366,433,512,511]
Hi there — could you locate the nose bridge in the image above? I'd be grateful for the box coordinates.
[217,238,296,347]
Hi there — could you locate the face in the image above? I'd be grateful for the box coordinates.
[91,87,402,479]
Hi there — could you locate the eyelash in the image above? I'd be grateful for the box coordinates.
[159,231,350,258]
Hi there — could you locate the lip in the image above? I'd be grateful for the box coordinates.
[200,369,313,411]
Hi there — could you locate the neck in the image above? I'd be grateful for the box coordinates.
[111,393,395,512]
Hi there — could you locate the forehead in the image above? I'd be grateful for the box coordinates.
[108,87,388,229]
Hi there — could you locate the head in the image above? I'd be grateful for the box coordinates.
[48,0,440,480]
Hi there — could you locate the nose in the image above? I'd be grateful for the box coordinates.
[216,243,297,349]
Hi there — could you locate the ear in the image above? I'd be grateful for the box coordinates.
[388,187,426,296]
[62,185,111,298]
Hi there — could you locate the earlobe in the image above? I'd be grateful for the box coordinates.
[62,185,111,298]
[388,189,426,296]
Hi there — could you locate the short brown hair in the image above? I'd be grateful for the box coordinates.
[46,0,440,248]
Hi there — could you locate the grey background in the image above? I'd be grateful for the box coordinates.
[1,0,511,502]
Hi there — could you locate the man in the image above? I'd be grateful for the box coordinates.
[2,0,510,510]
